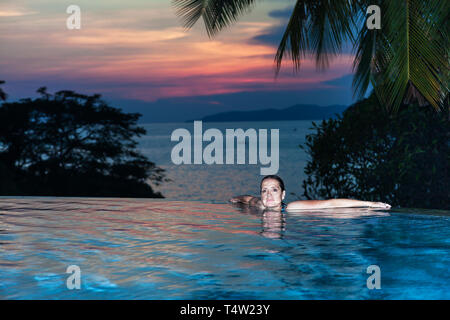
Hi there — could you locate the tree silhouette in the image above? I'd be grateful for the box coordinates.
[301,93,450,209]
[0,88,166,197]
[0,80,6,101]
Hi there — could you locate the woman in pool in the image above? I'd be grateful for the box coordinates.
[229,175,391,211]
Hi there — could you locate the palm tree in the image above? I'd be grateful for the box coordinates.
[0,81,6,101]
[172,0,449,113]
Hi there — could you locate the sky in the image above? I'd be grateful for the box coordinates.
[1,0,357,122]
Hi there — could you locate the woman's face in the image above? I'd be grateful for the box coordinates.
[260,179,285,209]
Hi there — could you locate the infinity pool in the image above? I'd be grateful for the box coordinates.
[0,197,449,299]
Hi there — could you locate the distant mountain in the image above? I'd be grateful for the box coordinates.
[195,104,348,122]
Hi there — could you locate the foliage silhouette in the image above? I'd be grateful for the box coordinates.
[301,94,449,209]
[0,80,6,101]
[0,88,166,198]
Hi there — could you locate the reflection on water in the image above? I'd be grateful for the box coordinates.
[233,204,390,240]
[232,204,286,240]
[0,197,449,299]
[261,211,286,240]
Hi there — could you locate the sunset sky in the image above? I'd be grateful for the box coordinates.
[1,0,357,121]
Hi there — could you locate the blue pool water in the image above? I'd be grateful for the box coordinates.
[0,197,449,299]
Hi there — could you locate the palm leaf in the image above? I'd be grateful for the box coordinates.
[305,0,356,70]
[274,1,309,73]
[172,0,257,37]
[275,0,356,73]
[360,0,449,112]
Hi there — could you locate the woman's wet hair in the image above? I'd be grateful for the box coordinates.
[260,175,285,192]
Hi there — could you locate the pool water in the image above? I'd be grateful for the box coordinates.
[0,197,449,299]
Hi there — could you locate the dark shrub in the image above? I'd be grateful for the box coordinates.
[301,94,449,209]
[0,88,166,198]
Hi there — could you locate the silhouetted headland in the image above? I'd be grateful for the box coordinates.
[192,104,348,122]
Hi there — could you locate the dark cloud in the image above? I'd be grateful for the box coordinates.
[252,6,355,54]
[250,6,293,47]
[251,24,286,47]
[321,74,353,88]
[268,7,293,19]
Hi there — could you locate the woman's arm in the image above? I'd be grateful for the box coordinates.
[286,199,391,211]
[229,195,256,204]
[229,195,264,208]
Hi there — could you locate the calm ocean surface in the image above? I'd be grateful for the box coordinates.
[138,120,315,202]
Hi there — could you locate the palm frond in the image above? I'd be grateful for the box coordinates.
[274,1,309,73]
[351,0,383,100]
[306,0,356,70]
[366,0,449,112]
[275,0,356,74]
[172,0,257,37]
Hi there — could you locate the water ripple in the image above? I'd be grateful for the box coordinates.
[0,197,449,299]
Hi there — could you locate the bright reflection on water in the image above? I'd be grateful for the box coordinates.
[0,198,449,299]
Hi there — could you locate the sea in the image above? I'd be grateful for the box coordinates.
[138,120,317,202]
